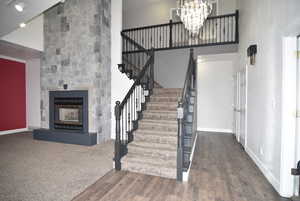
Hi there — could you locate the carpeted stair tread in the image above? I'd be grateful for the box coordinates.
[139,119,177,125]
[150,96,179,103]
[144,110,177,114]
[153,88,182,95]
[138,120,177,132]
[122,153,176,168]
[146,103,178,111]
[122,159,176,179]
[152,93,181,98]
[143,111,177,121]
[127,144,177,159]
[134,132,177,145]
[134,130,177,137]
[128,141,177,151]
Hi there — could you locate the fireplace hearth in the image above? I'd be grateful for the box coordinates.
[33,90,97,146]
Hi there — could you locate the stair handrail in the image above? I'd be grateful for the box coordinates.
[121,32,150,55]
[177,49,196,181]
[114,48,155,170]
[180,49,195,102]
[120,52,154,109]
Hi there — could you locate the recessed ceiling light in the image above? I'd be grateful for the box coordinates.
[20,23,26,28]
[15,2,25,12]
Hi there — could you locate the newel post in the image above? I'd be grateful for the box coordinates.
[177,101,184,181]
[114,101,121,171]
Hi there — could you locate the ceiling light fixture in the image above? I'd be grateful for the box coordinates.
[177,0,212,35]
[15,2,25,12]
[19,23,26,28]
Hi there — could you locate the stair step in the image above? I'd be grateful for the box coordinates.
[143,111,177,121]
[152,93,181,98]
[134,131,177,145]
[129,140,177,151]
[150,96,179,103]
[146,102,178,111]
[153,88,182,95]
[127,142,177,159]
[139,119,177,132]
[122,155,176,179]
[134,130,177,137]
[123,153,176,168]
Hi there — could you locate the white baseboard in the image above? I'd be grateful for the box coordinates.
[245,147,280,193]
[198,128,233,133]
[0,128,28,136]
[183,133,198,182]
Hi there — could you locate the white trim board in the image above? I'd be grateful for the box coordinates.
[183,133,198,182]
[245,147,280,193]
[0,55,26,63]
[198,128,233,133]
[0,128,28,136]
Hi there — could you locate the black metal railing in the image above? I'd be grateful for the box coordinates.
[177,49,197,181]
[121,33,151,79]
[122,10,239,53]
[114,48,155,170]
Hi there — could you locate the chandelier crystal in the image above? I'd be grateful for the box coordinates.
[177,0,212,35]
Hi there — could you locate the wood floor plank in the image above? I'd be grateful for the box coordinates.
[72,133,290,201]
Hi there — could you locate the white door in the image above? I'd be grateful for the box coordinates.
[239,68,247,148]
[234,72,241,142]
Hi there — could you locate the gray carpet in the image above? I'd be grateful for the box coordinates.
[0,132,114,201]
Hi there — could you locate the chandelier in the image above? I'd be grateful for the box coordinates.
[177,0,212,35]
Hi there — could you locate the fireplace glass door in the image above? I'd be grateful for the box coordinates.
[53,98,84,130]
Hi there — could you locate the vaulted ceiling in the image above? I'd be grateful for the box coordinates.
[0,0,61,37]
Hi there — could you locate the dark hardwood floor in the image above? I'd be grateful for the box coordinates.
[72,133,290,201]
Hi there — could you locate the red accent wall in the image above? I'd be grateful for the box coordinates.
[0,58,26,131]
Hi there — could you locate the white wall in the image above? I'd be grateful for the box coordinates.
[237,0,300,196]
[197,54,236,133]
[1,15,44,51]
[111,0,133,139]
[123,0,237,29]
[217,0,237,15]
[155,45,238,88]
[26,59,41,129]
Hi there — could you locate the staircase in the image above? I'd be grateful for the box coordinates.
[122,88,181,179]
[115,19,202,181]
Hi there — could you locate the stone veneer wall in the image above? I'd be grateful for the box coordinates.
[41,0,111,143]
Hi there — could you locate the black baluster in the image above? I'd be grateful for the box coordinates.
[235,10,239,43]
[169,20,173,48]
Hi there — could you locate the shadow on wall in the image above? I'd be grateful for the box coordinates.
[154,44,238,88]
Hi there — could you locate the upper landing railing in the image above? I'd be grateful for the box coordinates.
[122,10,239,54]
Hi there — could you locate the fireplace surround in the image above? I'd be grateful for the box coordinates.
[33,90,97,146]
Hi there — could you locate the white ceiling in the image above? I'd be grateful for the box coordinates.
[0,0,61,37]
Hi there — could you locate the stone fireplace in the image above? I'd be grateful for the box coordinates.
[34,0,111,145]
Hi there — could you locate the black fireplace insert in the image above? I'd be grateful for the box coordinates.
[49,90,88,133]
